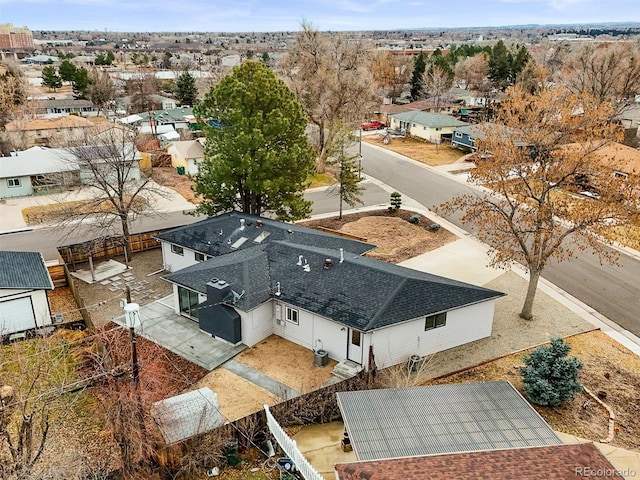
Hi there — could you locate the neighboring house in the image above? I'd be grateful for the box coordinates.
[20,54,59,64]
[167,139,205,175]
[0,147,79,198]
[137,107,194,132]
[156,212,503,369]
[451,124,487,151]
[33,99,98,117]
[403,98,459,115]
[0,143,141,199]
[118,94,177,113]
[0,251,54,337]
[388,111,468,143]
[334,381,620,480]
[3,115,95,149]
[335,443,619,480]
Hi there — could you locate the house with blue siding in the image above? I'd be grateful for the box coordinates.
[451,124,488,151]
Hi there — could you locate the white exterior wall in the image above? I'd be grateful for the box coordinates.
[311,315,349,361]
[161,243,199,272]
[370,300,496,369]
[239,301,274,347]
[0,175,33,198]
[0,288,52,330]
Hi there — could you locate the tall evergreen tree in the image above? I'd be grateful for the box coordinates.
[72,67,92,99]
[327,126,364,219]
[410,52,427,100]
[59,59,77,83]
[193,61,315,221]
[175,71,198,106]
[41,65,62,91]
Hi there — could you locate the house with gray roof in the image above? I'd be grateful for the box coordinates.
[0,251,55,337]
[0,143,141,199]
[389,111,468,144]
[157,212,504,369]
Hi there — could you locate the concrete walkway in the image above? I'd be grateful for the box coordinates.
[112,295,247,371]
[222,359,300,400]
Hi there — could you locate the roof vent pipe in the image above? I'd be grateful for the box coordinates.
[339,248,344,263]
[256,220,263,228]
[240,218,245,230]
[324,258,332,269]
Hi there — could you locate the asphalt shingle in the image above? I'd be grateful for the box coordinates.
[0,251,54,290]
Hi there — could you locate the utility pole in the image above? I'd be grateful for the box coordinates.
[123,290,140,387]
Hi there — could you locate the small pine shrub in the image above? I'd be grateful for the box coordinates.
[390,191,402,211]
[520,338,583,407]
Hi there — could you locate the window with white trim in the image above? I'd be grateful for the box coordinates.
[425,312,446,330]
[7,178,21,188]
[285,306,299,325]
[171,244,184,256]
[195,252,206,262]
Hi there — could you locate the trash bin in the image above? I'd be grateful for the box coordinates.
[314,349,329,367]
[223,438,240,466]
[176,166,186,175]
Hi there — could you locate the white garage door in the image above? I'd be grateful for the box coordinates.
[0,296,37,336]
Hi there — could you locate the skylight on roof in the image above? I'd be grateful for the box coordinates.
[230,237,248,249]
[253,231,270,244]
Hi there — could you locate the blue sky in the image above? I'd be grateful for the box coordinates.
[3,0,640,32]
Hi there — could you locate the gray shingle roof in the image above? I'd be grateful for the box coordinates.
[390,111,468,128]
[0,251,54,290]
[336,381,562,461]
[155,211,376,258]
[163,240,504,331]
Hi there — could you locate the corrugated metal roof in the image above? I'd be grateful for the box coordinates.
[336,381,561,461]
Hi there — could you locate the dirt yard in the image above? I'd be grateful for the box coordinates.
[428,330,640,451]
[300,209,457,263]
[363,133,465,166]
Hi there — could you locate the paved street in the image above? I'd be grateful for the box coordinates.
[360,142,640,337]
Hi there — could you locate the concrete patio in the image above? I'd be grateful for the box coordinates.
[113,295,246,370]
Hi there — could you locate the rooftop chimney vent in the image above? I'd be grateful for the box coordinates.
[324,258,332,269]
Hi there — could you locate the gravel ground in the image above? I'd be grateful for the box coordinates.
[73,249,172,327]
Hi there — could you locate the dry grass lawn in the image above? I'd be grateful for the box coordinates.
[22,196,147,224]
[363,133,465,166]
[235,335,337,393]
[195,368,281,422]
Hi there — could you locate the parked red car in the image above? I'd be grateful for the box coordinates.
[361,120,385,131]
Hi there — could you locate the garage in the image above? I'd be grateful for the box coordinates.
[0,296,37,335]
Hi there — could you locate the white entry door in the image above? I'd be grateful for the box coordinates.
[347,328,363,364]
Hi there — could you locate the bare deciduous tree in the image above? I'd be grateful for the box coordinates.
[281,21,376,173]
[421,65,453,112]
[60,127,168,258]
[440,86,639,320]
[88,69,116,117]
[370,50,412,102]
[78,326,182,478]
[0,333,83,480]
[559,42,640,115]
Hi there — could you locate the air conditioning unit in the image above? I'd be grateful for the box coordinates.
[52,313,64,324]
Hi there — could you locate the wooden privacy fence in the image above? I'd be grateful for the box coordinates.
[58,230,163,269]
